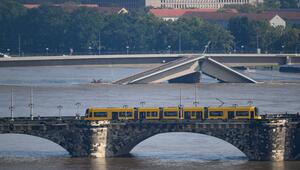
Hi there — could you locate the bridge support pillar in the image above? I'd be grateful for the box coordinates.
[168,72,201,83]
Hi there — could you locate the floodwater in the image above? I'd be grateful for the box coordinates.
[0,65,300,170]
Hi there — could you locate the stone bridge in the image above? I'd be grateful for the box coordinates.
[1,116,300,161]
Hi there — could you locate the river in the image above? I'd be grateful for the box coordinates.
[0,65,299,170]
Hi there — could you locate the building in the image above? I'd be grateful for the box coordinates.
[146,0,264,9]
[99,0,145,9]
[98,0,263,9]
[149,9,299,28]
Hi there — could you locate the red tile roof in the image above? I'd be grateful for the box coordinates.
[150,9,300,21]
[149,8,218,17]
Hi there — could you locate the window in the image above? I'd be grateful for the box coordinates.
[164,111,178,116]
[94,112,108,117]
[151,112,158,117]
[119,112,133,117]
[192,111,196,117]
[209,111,223,116]
[236,111,249,116]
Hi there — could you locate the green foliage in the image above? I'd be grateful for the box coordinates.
[0,1,234,55]
[1,0,299,55]
[228,16,300,53]
[222,4,263,13]
[263,0,299,9]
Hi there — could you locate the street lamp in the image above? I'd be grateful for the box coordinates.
[75,102,81,119]
[57,105,63,120]
[139,101,146,107]
[9,88,15,121]
[126,45,129,54]
[281,45,285,54]
[7,49,10,55]
[241,45,244,53]
[167,45,171,54]
[28,88,34,120]
[45,48,49,56]
[88,46,92,55]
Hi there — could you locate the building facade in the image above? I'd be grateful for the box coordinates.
[99,0,263,9]
[99,0,145,9]
[146,0,264,9]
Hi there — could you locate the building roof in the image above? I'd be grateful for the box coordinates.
[149,8,218,17]
[150,9,300,21]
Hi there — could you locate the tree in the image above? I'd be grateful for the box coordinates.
[228,16,254,51]
[65,7,104,53]
[0,0,26,53]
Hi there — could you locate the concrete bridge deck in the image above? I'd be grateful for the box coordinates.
[1,115,300,161]
[1,54,300,67]
[114,55,258,84]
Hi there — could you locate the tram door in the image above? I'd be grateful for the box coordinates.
[140,112,146,119]
[184,111,191,120]
[228,111,235,120]
[250,111,255,119]
[112,112,118,120]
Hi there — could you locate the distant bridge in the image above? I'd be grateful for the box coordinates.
[1,53,299,67]
[113,54,300,84]
[1,116,300,161]
[1,53,300,83]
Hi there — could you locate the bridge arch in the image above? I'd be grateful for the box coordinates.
[105,125,253,160]
[0,123,91,157]
[0,133,68,156]
[131,132,247,160]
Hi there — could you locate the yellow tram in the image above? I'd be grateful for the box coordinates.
[84,106,261,121]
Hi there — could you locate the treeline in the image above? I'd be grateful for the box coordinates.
[15,0,89,4]
[228,17,300,53]
[0,0,234,55]
[0,0,299,56]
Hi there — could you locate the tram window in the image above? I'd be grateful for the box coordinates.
[192,112,196,117]
[236,111,249,116]
[151,112,158,117]
[164,111,178,116]
[147,112,151,117]
[196,111,202,115]
[119,112,132,117]
[94,112,108,117]
[209,111,223,116]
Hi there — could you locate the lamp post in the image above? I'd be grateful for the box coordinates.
[281,45,285,54]
[7,49,10,55]
[9,88,15,121]
[57,105,63,120]
[88,46,92,55]
[241,45,244,53]
[45,48,49,56]
[139,101,145,107]
[167,45,171,54]
[126,45,129,54]
[28,88,34,120]
[75,102,81,119]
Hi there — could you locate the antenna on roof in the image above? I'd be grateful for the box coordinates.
[216,98,225,107]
